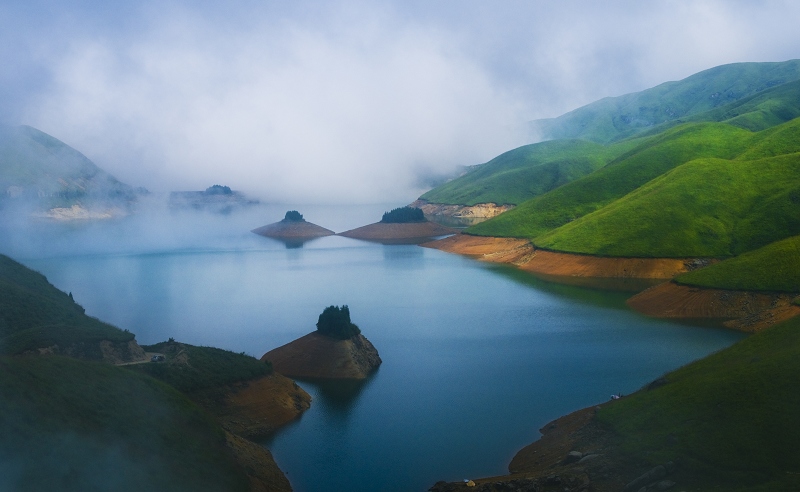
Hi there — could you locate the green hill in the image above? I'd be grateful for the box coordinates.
[598,315,800,490]
[0,125,139,211]
[533,154,800,257]
[0,355,250,491]
[131,340,273,394]
[419,139,630,206]
[531,59,800,143]
[469,122,755,239]
[675,235,800,292]
[0,254,136,359]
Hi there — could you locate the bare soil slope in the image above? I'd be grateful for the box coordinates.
[262,332,381,379]
[338,221,457,241]
[252,221,334,238]
[627,282,800,331]
[424,234,692,279]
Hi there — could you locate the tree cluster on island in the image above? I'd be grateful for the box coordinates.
[316,305,361,340]
[380,206,426,223]
[204,184,233,195]
[282,210,305,222]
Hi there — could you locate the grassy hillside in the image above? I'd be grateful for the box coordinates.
[130,340,273,394]
[0,124,138,210]
[469,122,754,239]
[534,154,800,257]
[0,254,135,359]
[531,59,800,143]
[0,356,250,492]
[419,139,630,206]
[598,315,800,490]
[675,235,800,292]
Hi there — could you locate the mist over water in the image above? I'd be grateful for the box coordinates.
[8,206,745,491]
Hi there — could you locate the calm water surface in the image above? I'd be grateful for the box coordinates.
[11,206,745,492]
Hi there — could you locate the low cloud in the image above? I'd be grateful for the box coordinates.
[23,4,526,203]
[9,0,800,204]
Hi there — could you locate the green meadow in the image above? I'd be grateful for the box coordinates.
[598,315,800,491]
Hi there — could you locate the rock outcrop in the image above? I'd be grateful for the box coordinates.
[262,332,381,380]
[410,199,514,219]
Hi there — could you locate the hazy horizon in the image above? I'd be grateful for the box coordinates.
[2,0,800,204]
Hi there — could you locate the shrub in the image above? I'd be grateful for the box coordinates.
[204,185,233,195]
[316,305,361,340]
[283,210,305,222]
[381,206,425,223]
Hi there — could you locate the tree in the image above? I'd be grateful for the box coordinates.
[316,305,361,340]
[381,206,426,223]
[283,210,305,222]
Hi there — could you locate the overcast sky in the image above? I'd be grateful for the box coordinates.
[2,0,799,203]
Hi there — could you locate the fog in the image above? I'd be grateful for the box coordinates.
[3,0,800,204]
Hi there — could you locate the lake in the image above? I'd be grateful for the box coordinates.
[6,204,745,492]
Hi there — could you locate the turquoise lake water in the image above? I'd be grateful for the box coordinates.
[6,205,745,492]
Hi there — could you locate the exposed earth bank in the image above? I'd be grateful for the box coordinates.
[423,234,696,279]
[422,234,800,331]
[338,221,457,242]
[409,199,514,219]
[251,220,335,239]
[627,281,800,332]
[429,404,677,492]
[262,332,381,379]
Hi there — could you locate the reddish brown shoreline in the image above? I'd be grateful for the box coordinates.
[422,234,800,331]
[422,234,692,279]
[627,281,800,332]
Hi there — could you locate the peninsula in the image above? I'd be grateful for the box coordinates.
[262,305,381,379]
[339,206,457,243]
[252,210,335,239]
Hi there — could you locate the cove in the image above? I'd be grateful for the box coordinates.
[14,206,745,492]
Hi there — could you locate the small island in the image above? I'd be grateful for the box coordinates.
[169,184,259,214]
[338,206,457,243]
[251,210,335,240]
[261,305,381,379]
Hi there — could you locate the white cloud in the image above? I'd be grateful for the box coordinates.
[24,4,526,203]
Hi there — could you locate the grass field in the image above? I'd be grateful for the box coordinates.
[675,235,800,292]
[0,254,134,359]
[419,139,630,206]
[533,154,800,257]
[530,59,800,143]
[468,122,754,239]
[0,356,250,491]
[130,340,273,394]
[598,316,800,491]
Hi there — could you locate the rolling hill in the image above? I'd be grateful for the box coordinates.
[0,125,140,215]
[530,59,800,143]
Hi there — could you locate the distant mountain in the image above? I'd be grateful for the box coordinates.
[0,125,141,217]
[419,61,800,210]
[531,59,800,144]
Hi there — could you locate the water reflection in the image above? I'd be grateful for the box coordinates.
[483,264,639,310]
[300,374,377,414]
[382,244,424,268]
